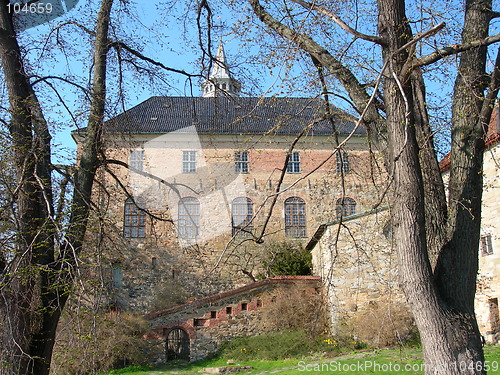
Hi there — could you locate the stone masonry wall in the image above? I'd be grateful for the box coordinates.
[83,132,385,313]
[310,207,405,334]
[145,276,321,363]
[476,139,500,343]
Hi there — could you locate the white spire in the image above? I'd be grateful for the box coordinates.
[202,41,241,97]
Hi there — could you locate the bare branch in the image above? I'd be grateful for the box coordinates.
[290,0,385,45]
[50,21,95,37]
[490,10,500,19]
[413,31,500,68]
[479,46,500,134]
[103,159,199,197]
[110,42,201,79]
[31,76,91,100]
[248,0,383,130]
[102,163,173,224]
[31,76,88,128]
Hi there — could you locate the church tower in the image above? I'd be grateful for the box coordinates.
[202,41,241,97]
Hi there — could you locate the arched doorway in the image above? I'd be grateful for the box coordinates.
[166,327,190,361]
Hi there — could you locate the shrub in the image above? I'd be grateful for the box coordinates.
[51,309,152,375]
[261,287,328,338]
[339,301,419,348]
[262,242,312,277]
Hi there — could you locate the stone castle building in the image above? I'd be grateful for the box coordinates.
[73,41,386,315]
[74,41,498,361]
[467,113,499,342]
[308,110,500,344]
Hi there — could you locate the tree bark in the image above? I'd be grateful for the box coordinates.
[377,0,485,372]
[0,0,113,373]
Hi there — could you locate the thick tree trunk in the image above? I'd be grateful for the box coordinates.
[0,0,113,373]
[378,0,487,373]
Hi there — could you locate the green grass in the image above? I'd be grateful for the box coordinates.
[219,330,367,361]
[104,345,500,375]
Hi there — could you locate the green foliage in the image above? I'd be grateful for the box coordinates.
[219,330,367,361]
[262,242,312,276]
[102,366,153,374]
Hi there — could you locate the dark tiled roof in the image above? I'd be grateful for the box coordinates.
[100,96,364,137]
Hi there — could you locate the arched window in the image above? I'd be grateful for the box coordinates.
[232,197,253,236]
[178,197,200,239]
[336,197,356,219]
[123,198,146,238]
[284,197,306,237]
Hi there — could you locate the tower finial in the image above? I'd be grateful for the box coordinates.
[202,40,241,97]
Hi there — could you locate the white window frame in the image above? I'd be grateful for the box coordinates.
[286,152,301,173]
[182,151,197,173]
[123,198,146,238]
[481,234,494,256]
[232,197,253,236]
[234,151,249,174]
[336,197,356,219]
[336,152,350,174]
[178,197,200,239]
[284,197,306,237]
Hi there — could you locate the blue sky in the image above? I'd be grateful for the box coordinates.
[20,1,279,163]
[17,0,498,163]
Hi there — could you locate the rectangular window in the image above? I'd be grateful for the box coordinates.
[336,152,350,174]
[286,152,300,173]
[210,311,217,319]
[481,234,494,256]
[285,197,306,237]
[256,300,262,308]
[241,303,247,311]
[182,151,197,173]
[130,150,144,171]
[123,198,146,238]
[234,151,249,173]
[226,306,232,315]
[194,318,206,327]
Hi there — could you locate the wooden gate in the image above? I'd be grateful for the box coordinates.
[166,328,190,361]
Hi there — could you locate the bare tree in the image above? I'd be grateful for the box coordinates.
[0,1,114,374]
[242,0,500,373]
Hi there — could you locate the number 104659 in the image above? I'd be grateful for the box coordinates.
[6,2,53,14]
